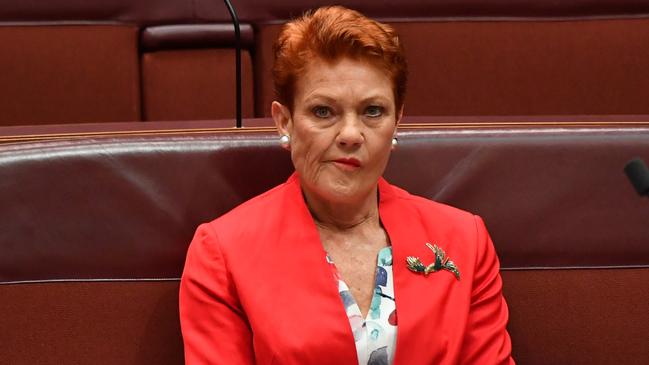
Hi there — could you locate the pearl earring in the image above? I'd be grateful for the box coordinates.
[279,134,291,148]
[391,137,398,149]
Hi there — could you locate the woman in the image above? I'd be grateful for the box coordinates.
[180,6,514,365]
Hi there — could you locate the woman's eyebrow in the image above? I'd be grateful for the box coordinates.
[360,95,392,105]
[302,93,337,104]
[303,93,391,103]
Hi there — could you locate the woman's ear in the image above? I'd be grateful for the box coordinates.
[395,104,404,128]
[272,101,292,137]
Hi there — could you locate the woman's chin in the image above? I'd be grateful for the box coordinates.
[317,178,375,204]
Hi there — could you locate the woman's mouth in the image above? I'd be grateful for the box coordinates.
[332,158,361,171]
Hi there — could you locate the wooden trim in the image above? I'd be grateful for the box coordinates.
[2,121,649,144]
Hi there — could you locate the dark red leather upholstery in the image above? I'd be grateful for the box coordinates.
[3,0,649,24]
[140,24,255,51]
[4,0,649,125]
[3,2,649,363]
[142,49,255,120]
[255,18,649,116]
[0,26,141,125]
[1,120,648,364]
[4,1,649,124]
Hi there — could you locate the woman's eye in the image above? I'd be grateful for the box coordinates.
[312,106,332,118]
[365,105,384,118]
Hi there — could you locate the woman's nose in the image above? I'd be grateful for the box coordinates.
[336,114,364,147]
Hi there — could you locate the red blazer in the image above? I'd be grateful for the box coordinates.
[180,173,514,364]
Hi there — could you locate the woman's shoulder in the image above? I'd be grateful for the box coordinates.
[380,179,476,225]
[198,175,302,250]
[381,180,497,281]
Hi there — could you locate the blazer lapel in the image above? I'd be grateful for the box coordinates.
[268,173,358,365]
[378,179,457,365]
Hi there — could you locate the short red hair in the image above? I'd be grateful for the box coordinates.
[272,6,408,111]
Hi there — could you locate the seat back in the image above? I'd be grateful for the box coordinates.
[1,120,648,363]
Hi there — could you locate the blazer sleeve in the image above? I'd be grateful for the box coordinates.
[179,223,255,365]
[459,216,515,364]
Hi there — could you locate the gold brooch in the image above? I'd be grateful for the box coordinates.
[406,243,460,280]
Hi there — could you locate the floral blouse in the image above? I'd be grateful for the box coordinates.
[326,246,397,365]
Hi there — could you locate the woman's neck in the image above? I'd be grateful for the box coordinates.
[302,186,380,232]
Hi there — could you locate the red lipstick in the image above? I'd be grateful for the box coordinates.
[333,158,361,168]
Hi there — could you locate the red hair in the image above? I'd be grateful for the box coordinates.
[272,6,408,111]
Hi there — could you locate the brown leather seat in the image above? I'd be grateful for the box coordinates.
[3,1,649,125]
[0,25,141,125]
[0,1,255,126]
[1,119,648,364]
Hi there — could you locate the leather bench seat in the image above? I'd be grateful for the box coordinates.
[1,120,648,364]
[140,24,255,121]
[254,18,649,117]
[3,0,649,125]
[0,25,141,125]
[0,1,253,126]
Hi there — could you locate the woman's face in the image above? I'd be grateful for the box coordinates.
[273,57,402,205]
